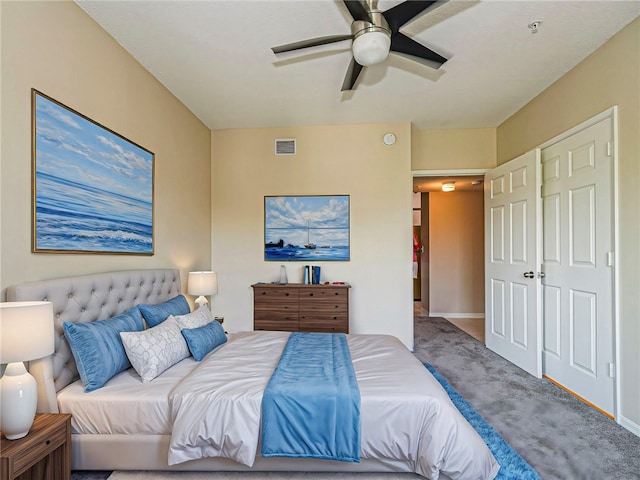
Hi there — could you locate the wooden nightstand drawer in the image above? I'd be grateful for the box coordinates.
[10,424,66,475]
[1,413,71,480]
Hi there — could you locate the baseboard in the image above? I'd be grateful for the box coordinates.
[430,312,485,319]
[618,414,640,437]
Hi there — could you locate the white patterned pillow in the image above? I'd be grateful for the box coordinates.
[120,316,190,383]
[173,305,214,330]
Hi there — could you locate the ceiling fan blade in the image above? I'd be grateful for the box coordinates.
[272,34,353,54]
[341,58,364,91]
[390,32,447,68]
[384,0,445,32]
[343,0,372,22]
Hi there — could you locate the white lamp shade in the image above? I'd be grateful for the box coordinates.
[188,271,218,296]
[0,301,54,439]
[352,30,391,66]
[0,301,54,364]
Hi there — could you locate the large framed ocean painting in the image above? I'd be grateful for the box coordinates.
[264,195,350,261]
[31,89,154,255]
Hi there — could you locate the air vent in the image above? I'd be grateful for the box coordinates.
[275,138,296,155]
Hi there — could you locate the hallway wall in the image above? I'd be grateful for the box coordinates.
[428,190,484,317]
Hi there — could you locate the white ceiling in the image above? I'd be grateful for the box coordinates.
[76,0,640,131]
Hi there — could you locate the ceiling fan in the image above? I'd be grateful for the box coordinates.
[271,0,449,91]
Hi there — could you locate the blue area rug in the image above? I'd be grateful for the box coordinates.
[425,363,540,480]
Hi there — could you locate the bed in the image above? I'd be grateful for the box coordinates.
[7,269,499,480]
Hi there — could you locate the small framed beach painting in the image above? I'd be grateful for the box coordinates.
[264,195,350,261]
[31,89,154,255]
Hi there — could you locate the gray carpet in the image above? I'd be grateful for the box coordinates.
[71,316,640,480]
[413,316,640,480]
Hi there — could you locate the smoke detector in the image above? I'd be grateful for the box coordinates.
[528,21,542,34]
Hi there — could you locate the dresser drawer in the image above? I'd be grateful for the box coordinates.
[299,304,346,317]
[254,309,298,322]
[253,286,298,303]
[298,287,347,303]
[298,319,348,333]
[254,301,298,315]
[255,319,299,332]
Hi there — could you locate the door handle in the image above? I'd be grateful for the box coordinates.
[523,271,535,278]
[538,272,546,278]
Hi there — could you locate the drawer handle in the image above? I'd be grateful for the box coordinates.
[261,292,266,295]
[309,293,314,296]
[46,440,51,445]
[333,316,337,320]
[285,293,289,296]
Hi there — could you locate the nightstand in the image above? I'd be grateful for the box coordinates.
[1,413,71,480]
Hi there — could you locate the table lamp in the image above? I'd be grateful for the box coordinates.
[188,271,218,309]
[0,301,54,440]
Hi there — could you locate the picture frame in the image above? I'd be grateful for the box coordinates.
[264,195,350,261]
[31,89,154,255]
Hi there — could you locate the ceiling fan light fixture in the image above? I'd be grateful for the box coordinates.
[352,29,391,66]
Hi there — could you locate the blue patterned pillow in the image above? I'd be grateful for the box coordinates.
[63,307,144,392]
[181,320,227,361]
[138,295,190,327]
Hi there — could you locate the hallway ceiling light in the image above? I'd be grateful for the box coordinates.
[442,182,456,192]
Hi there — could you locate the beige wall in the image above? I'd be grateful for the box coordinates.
[497,18,640,430]
[211,123,415,348]
[428,191,484,316]
[0,1,212,298]
[412,128,496,170]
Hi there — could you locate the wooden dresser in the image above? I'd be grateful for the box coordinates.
[252,283,350,333]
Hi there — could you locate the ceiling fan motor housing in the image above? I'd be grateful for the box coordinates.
[351,12,391,66]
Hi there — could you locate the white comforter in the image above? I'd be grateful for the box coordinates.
[168,331,499,480]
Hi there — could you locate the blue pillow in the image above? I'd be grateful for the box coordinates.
[138,295,189,327]
[63,307,144,392]
[181,320,227,361]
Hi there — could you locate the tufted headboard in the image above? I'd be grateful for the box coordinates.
[6,269,182,413]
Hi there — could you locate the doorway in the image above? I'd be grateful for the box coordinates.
[413,172,487,342]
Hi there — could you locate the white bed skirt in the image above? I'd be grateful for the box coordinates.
[71,434,421,474]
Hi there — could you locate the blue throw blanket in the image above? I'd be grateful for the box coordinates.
[261,332,361,462]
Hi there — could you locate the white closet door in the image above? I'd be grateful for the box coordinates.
[541,116,614,415]
[484,150,542,377]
